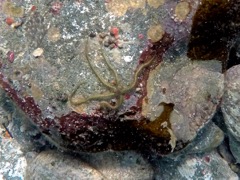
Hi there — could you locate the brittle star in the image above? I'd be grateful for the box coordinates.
[69,37,155,109]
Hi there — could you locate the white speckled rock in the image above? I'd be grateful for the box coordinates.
[0,125,27,180]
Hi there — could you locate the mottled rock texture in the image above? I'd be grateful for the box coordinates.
[222,64,240,141]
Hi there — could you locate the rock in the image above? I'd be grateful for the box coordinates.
[80,151,153,180]
[32,48,44,57]
[0,0,201,155]
[147,24,165,43]
[229,133,240,164]
[26,150,105,180]
[0,125,27,179]
[142,58,224,149]
[170,121,224,157]
[153,151,238,180]
[0,0,239,179]
[222,65,240,141]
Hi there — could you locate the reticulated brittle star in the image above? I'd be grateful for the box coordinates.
[69,37,156,109]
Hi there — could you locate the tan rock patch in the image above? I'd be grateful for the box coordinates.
[30,82,43,101]
[105,0,145,16]
[2,1,24,17]
[147,24,164,43]
[47,27,61,42]
[174,1,190,21]
[147,0,165,8]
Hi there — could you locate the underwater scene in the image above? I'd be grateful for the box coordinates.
[0,0,240,179]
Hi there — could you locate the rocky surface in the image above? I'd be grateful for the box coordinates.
[1,0,240,179]
[222,64,240,169]
[0,125,27,179]
[25,150,153,180]
[0,0,200,155]
[142,58,224,151]
[153,150,238,180]
[222,65,240,141]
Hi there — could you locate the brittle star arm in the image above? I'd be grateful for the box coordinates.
[69,82,123,109]
[122,54,156,93]
[69,82,87,105]
[100,55,156,109]
[70,88,123,109]
[69,82,116,106]
[100,94,124,109]
[85,38,116,91]
[100,45,120,86]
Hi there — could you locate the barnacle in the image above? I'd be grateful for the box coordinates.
[69,38,155,109]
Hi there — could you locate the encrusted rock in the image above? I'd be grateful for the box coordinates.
[142,58,224,149]
[79,151,153,180]
[0,125,27,179]
[227,133,240,164]
[222,65,240,168]
[169,121,224,157]
[222,65,240,141]
[153,151,238,179]
[26,150,105,180]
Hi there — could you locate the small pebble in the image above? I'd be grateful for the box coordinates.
[124,56,133,62]
[135,87,141,92]
[103,41,110,47]
[108,36,116,44]
[109,44,115,49]
[50,1,63,15]
[32,48,44,57]
[138,34,144,39]
[7,51,14,63]
[89,32,96,38]
[110,27,119,36]
[5,17,14,26]
[30,5,37,11]
[117,42,123,49]
[104,35,109,42]
[11,21,23,29]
